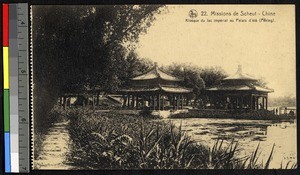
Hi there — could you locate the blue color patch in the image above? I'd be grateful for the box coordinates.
[5,132,11,172]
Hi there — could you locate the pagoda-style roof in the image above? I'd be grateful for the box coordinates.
[207,84,274,93]
[206,65,274,93]
[131,66,182,82]
[223,65,257,81]
[119,85,192,94]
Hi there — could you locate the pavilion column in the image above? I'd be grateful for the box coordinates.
[148,96,151,108]
[265,97,268,110]
[180,95,183,109]
[63,96,66,109]
[162,96,165,110]
[141,96,145,109]
[127,95,130,108]
[250,96,252,109]
[131,94,135,109]
[96,92,100,106]
[173,95,176,110]
[176,95,179,110]
[153,95,156,110]
[158,94,161,110]
[59,97,63,107]
[262,97,265,110]
[136,95,139,109]
[241,96,244,108]
[186,95,189,106]
[122,95,126,108]
[255,96,259,110]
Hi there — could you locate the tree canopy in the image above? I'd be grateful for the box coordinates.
[33,5,164,130]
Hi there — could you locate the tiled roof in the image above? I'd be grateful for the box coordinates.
[119,85,192,94]
[161,86,193,93]
[223,65,257,81]
[206,84,274,93]
[131,66,182,81]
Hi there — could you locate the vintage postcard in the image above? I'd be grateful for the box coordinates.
[31,5,296,170]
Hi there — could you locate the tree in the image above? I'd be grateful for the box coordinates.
[32,5,164,130]
[164,63,228,102]
[163,63,205,101]
[121,50,154,85]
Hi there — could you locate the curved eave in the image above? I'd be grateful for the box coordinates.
[118,86,193,94]
[131,77,182,82]
[206,86,274,93]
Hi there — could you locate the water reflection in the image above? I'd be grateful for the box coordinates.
[167,118,297,169]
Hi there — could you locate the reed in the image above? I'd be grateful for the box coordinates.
[64,109,296,169]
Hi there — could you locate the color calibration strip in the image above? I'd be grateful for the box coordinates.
[10,3,19,172]
[3,3,11,173]
[3,3,29,173]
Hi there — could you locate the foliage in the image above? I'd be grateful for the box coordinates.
[65,109,283,169]
[32,5,164,131]
[122,50,155,86]
[268,96,296,107]
[66,110,208,169]
[163,63,227,101]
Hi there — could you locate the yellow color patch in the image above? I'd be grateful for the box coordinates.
[3,47,9,89]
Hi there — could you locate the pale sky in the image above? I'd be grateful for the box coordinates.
[136,5,296,98]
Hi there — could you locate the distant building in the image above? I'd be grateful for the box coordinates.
[119,65,193,110]
[206,65,274,110]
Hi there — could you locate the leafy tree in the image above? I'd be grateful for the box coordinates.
[121,50,154,85]
[163,63,228,102]
[32,5,164,130]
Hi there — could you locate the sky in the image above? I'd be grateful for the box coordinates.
[136,5,296,98]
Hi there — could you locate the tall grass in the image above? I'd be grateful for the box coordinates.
[65,109,295,169]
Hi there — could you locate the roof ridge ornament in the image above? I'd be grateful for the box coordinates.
[237,65,242,74]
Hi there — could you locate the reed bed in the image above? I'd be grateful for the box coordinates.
[65,109,295,169]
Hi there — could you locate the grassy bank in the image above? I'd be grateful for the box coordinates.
[65,109,284,169]
[170,109,296,121]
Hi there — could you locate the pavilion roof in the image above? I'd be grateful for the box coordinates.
[206,84,274,93]
[223,65,257,81]
[119,85,192,94]
[131,66,182,81]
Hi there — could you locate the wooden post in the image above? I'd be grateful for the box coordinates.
[250,95,253,110]
[92,96,95,108]
[127,95,130,108]
[153,95,156,110]
[180,95,184,109]
[96,92,100,106]
[162,96,165,110]
[122,95,126,108]
[176,95,179,110]
[256,96,259,110]
[173,95,176,110]
[63,96,66,109]
[59,97,63,106]
[265,97,268,110]
[148,96,151,108]
[131,94,135,109]
[158,94,161,110]
[136,95,139,109]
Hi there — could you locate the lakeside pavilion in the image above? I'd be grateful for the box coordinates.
[206,65,274,110]
[119,65,193,110]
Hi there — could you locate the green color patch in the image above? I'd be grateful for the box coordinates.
[4,89,10,132]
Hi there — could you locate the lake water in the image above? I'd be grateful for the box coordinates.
[166,118,297,169]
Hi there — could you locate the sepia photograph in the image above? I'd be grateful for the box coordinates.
[31,5,296,170]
